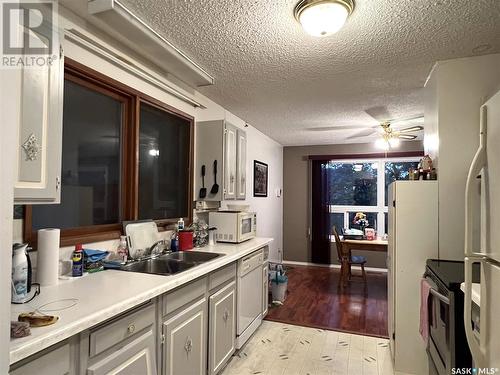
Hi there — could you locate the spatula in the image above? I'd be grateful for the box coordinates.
[210,160,219,195]
[199,165,207,198]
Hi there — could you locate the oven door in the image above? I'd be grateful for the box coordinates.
[428,285,451,375]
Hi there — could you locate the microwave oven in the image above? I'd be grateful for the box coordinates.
[208,211,256,243]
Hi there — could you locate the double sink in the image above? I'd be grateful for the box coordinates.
[120,251,223,276]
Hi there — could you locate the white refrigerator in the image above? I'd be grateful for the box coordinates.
[464,89,500,368]
[388,181,438,375]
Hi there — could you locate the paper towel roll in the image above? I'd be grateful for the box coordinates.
[37,228,60,286]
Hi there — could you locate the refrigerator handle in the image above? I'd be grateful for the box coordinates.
[465,106,487,257]
[464,257,485,366]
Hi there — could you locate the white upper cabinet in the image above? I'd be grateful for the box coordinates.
[13,21,64,204]
[224,123,238,200]
[195,120,247,201]
[236,130,247,200]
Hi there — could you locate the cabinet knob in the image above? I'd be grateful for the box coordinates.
[184,337,193,353]
[127,324,135,334]
[223,309,230,322]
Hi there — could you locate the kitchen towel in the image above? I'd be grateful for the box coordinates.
[83,249,109,263]
[37,228,60,286]
[419,278,432,344]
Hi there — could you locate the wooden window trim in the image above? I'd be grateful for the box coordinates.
[24,58,194,248]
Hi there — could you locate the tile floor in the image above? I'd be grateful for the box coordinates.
[222,321,394,375]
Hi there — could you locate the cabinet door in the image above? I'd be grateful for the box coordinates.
[14,22,64,204]
[224,123,237,200]
[10,342,72,375]
[87,330,157,375]
[262,265,269,317]
[236,130,247,200]
[208,281,236,375]
[163,298,207,375]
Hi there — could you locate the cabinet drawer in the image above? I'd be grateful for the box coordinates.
[10,342,70,375]
[208,263,236,291]
[163,277,206,316]
[87,330,157,375]
[89,302,155,357]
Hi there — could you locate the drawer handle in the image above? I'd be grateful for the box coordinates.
[127,324,136,334]
[223,309,230,322]
[184,337,193,353]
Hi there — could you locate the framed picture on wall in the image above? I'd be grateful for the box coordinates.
[253,160,268,197]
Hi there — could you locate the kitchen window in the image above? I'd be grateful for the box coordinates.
[327,158,419,235]
[25,59,193,246]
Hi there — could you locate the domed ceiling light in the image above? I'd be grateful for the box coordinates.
[294,0,354,37]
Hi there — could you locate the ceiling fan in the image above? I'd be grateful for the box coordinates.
[307,112,424,149]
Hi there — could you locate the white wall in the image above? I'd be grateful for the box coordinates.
[424,53,500,260]
[0,69,16,374]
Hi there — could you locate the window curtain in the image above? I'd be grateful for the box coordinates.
[311,160,332,264]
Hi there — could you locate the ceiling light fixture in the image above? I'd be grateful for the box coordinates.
[294,0,354,37]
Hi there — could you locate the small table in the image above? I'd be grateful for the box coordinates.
[342,238,388,253]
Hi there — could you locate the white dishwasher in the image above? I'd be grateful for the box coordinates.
[236,249,263,349]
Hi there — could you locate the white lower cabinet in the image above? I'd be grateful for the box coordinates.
[10,341,74,375]
[87,330,156,375]
[162,298,208,375]
[82,301,157,375]
[208,281,236,375]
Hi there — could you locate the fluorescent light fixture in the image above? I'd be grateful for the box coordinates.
[294,0,354,37]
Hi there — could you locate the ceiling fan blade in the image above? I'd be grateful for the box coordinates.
[364,106,392,122]
[307,125,376,132]
[397,125,424,134]
[397,134,418,140]
[346,129,379,139]
[388,115,424,124]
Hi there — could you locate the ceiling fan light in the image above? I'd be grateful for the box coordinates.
[388,138,400,148]
[294,0,354,37]
[375,138,390,151]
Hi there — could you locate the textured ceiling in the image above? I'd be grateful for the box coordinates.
[121,0,500,146]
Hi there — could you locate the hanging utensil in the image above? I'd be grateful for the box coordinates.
[199,165,207,198]
[210,160,219,194]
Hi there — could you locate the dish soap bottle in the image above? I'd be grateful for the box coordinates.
[177,218,185,230]
[72,244,84,277]
[116,236,128,262]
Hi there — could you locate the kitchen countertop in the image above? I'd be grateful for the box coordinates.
[460,282,481,307]
[10,237,273,365]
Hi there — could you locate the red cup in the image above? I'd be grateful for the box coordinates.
[178,231,194,251]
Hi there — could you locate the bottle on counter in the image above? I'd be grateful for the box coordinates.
[171,231,179,252]
[72,244,84,277]
[177,218,185,230]
[116,235,129,262]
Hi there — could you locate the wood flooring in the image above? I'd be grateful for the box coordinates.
[265,265,388,338]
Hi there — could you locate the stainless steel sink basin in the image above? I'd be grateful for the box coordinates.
[120,251,223,276]
[164,251,221,263]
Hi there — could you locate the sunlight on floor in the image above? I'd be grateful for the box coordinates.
[222,321,394,375]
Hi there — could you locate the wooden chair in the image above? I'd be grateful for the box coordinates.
[332,226,367,287]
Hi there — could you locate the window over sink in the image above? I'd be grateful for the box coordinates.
[25,59,194,247]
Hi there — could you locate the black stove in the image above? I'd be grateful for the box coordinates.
[426,259,480,291]
[424,259,479,375]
